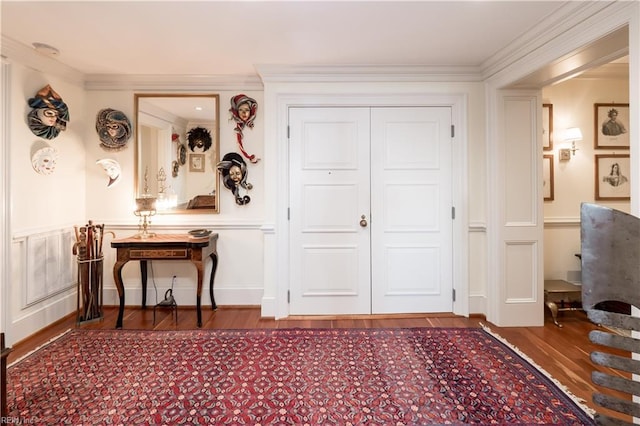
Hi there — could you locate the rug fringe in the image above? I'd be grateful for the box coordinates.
[8,328,73,368]
[478,322,595,418]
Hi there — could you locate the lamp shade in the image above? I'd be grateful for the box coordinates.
[135,196,157,214]
[564,127,582,142]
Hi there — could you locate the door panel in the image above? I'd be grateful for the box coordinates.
[370,107,453,313]
[289,106,452,315]
[289,107,371,314]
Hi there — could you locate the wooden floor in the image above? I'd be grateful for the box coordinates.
[6,305,631,422]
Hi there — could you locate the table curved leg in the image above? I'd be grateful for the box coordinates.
[209,253,218,310]
[113,260,127,329]
[194,261,204,328]
[140,260,148,308]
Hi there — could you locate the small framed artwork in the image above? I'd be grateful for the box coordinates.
[594,103,629,149]
[542,155,554,201]
[189,153,205,172]
[542,103,553,151]
[595,154,630,200]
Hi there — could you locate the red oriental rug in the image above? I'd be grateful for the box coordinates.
[7,327,593,425]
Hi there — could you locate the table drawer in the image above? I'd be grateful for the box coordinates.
[130,249,188,259]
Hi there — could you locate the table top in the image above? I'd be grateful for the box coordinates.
[544,279,582,293]
[111,233,218,248]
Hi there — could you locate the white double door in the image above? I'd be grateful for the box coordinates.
[289,106,453,315]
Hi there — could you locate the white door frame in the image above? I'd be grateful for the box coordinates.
[0,60,10,341]
[270,92,468,319]
[482,3,639,326]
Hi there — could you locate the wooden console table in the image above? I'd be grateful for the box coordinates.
[111,233,218,328]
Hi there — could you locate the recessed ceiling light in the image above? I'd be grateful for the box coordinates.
[32,42,60,57]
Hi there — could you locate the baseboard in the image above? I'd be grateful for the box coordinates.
[8,293,76,346]
[469,294,487,317]
[261,296,276,318]
[103,287,264,308]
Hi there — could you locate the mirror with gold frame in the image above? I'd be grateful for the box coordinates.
[134,93,220,214]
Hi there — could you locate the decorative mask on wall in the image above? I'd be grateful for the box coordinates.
[31,145,58,175]
[96,158,122,187]
[95,108,132,150]
[216,152,253,205]
[187,127,212,152]
[27,85,70,140]
[229,94,259,163]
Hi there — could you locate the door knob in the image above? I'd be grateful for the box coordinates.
[360,215,368,227]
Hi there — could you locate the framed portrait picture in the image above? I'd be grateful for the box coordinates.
[542,155,554,201]
[595,154,630,200]
[594,103,629,149]
[189,153,205,172]
[542,103,553,151]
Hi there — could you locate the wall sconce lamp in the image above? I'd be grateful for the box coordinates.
[559,127,582,161]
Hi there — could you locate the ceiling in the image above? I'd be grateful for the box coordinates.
[1,1,575,80]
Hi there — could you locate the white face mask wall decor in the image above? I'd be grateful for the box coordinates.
[31,146,59,175]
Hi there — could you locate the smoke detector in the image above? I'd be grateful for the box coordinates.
[32,42,60,57]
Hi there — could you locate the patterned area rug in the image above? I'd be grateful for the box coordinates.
[7,327,594,425]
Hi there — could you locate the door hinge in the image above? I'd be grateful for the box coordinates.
[287,207,290,220]
[287,290,290,303]
[287,125,290,139]
[451,125,455,138]
[451,206,455,219]
[452,288,456,302]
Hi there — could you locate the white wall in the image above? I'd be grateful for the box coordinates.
[4,77,269,344]
[8,62,87,343]
[257,79,487,317]
[84,89,268,318]
[542,77,629,283]
[12,66,620,341]
[3,1,637,341]
[3,65,486,343]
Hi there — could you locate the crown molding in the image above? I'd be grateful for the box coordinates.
[83,73,264,91]
[574,62,629,80]
[1,36,85,86]
[255,64,483,83]
[486,1,635,89]
[3,0,631,91]
[1,35,264,90]
[481,1,616,80]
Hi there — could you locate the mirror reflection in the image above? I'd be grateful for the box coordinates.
[135,94,220,214]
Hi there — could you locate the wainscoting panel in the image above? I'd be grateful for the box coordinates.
[504,240,537,303]
[25,229,76,307]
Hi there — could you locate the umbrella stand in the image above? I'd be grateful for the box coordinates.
[73,221,108,324]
